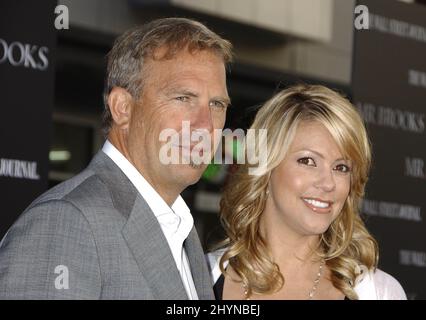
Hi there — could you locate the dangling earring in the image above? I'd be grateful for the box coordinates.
[265,188,270,196]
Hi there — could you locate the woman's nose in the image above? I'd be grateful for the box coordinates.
[314,169,336,192]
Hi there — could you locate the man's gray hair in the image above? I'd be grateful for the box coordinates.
[102,17,233,136]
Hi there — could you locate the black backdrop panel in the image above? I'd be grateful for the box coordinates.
[0,1,57,238]
[353,0,426,299]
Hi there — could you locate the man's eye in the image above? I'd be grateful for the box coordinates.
[334,164,351,173]
[297,157,316,166]
[209,100,226,109]
[176,96,190,102]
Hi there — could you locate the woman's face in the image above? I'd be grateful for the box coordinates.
[266,121,352,237]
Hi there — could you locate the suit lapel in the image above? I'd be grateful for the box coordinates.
[89,151,188,299]
[88,151,138,217]
[184,227,215,300]
[121,195,188,300]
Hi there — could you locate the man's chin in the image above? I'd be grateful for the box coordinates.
[181,162,208,184]
[189,161,205,170]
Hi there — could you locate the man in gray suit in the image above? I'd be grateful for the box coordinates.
[0,18,233,299]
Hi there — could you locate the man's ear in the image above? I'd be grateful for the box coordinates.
[108,87,134,129]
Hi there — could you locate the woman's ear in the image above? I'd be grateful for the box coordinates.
[107,87,133,129]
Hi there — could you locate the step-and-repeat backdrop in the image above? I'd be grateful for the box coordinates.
[353,0,426,299]
[0,1,56,238]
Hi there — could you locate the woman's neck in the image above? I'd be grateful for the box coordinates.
[259,211,322,268]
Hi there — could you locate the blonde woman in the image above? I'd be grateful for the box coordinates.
[207,84,406,300]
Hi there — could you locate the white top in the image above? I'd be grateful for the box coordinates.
[102,140,198,300]
[206,249,407,300]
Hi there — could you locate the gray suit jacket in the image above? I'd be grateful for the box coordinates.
[0,151,214,299]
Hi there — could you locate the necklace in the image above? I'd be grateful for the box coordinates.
[308,259,325,300]
[242,259,325,300]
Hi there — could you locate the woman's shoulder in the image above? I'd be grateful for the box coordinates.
[205,248,228,284]
[354,267,407,300]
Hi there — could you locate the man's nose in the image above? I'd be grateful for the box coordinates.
[193,100,214,132]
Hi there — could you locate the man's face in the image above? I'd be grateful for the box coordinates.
[126,49,229,197]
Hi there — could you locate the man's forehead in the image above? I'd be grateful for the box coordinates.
[143,49,226,80]
[148,45,224,64]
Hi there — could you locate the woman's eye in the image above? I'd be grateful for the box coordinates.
[334,164,351,173]
[297,157,316,166]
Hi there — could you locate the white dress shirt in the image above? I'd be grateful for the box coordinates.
[102,140,199,300]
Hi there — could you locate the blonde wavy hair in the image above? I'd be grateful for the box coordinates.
[219,84,378,300]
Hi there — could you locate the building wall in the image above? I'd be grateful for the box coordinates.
[59,0,356,84]
[234,0,355,84]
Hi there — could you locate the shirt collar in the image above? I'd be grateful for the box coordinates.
[101,140,191,220]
